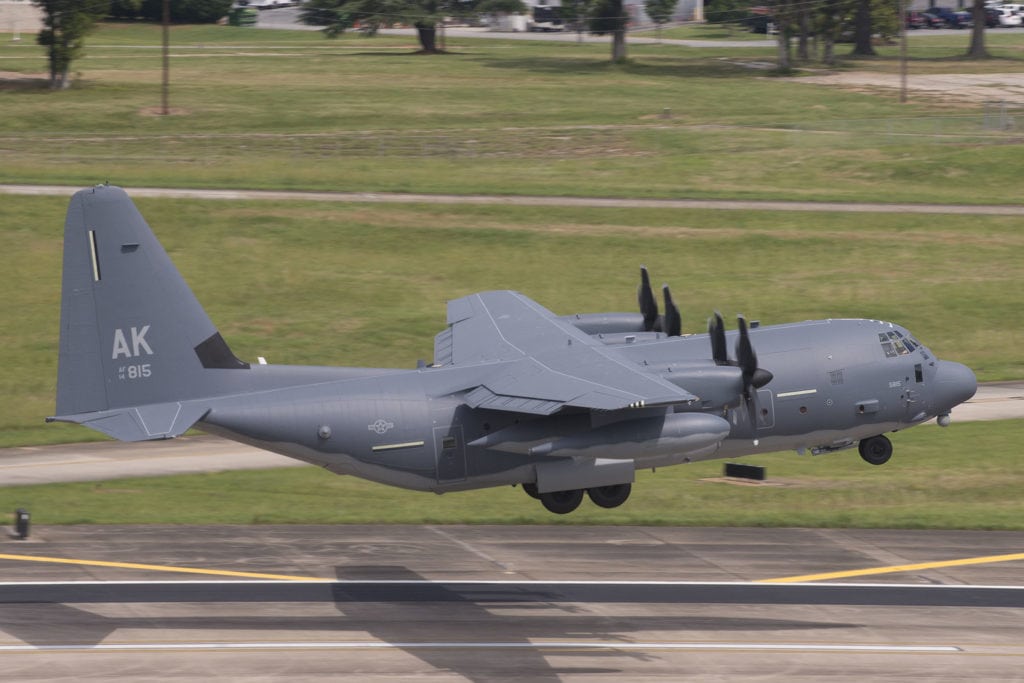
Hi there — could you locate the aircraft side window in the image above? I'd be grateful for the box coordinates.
[881,342,897,358]
[915,364,923,383]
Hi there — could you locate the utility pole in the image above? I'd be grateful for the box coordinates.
[899,0,908,103]
[162,0,170,115]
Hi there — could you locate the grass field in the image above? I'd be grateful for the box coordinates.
[1,419,1020,528]
[1,23,1021,530]
[1,25,1024,201]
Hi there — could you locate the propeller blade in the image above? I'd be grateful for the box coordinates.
[662,285,681,337]
[709,311,728,365]
[736,315,757,385]
[638,266,658,332]
[745,394,760,447]
[735,314,771,445]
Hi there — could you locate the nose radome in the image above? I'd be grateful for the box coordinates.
[934,361,977,413]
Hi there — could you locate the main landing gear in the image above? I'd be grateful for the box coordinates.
[522,483,633,514]
[858,435,893,465]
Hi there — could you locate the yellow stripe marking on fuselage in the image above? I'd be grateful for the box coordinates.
[0,553,327,581]
[758,552,1024,583]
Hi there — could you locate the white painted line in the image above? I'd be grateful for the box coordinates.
[371,441,425,452]
[777,389,819,398]
[0,579,1022,590]
[0,641,963,653]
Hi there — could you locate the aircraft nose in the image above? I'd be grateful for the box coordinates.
[933,360,977,414]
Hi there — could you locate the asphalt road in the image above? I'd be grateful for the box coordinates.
[1,525,1022,681]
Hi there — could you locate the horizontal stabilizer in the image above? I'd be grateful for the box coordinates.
[48,401,210,442]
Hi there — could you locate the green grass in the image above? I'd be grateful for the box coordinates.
[631,23,772,41]
[0,25,1020,530]
[2,24,1024,201]
[2,420,1020,528]
[2,194,1021,447]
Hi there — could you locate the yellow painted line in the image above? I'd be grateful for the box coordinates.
[759,552,1024,584]
[0,553,327,582]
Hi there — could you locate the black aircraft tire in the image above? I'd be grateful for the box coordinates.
[522,483,540,500]
[859,435,893,465]
[540,489,584,514]
[586,483,632,509]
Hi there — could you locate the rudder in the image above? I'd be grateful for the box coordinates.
[52,185,248,438]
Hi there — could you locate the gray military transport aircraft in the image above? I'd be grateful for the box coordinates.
[50,186,978,514]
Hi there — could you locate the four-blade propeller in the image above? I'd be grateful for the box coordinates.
[638,266,682,337]
[641,268,773,445]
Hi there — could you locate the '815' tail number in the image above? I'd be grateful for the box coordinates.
[118,364,152,381]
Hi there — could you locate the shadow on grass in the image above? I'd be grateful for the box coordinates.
[467,54,760,79]
[0,76,50,92]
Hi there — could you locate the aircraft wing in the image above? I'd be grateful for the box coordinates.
[433,291,697,415]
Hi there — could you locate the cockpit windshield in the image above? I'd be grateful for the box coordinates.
[878,329,923,359]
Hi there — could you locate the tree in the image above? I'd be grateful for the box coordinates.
[477,0,528,30]
[559,0,593,42]
[33,0,109,90]
[139,0,232,22]
[644,0,676,41]
[765,0,799,71]
[109,0,142,19]
[850,0,875,56]
[815,0,853,66]
[704,0,748,25]
[301,0,447,53]
[589,0,628,62]
[967,0,988,59]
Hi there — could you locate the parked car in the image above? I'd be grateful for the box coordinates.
[920,11,946,28]
[925,5,967,26]
[906,10,928,28]
[991,5,1024,25]
[996,6,1024,26]
[952,10,974,27]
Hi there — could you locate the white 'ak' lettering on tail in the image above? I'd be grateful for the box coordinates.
[112,325,153,359]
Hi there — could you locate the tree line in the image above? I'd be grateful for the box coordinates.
[30,0,996,90]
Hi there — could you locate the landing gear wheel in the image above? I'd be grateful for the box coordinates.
[522,482,540,500]
[539,489,584,514]
[586,483,632,509]
[859,435,893,465]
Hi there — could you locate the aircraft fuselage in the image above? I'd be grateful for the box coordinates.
[200,318,975,494]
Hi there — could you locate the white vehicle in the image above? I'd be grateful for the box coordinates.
[527,3,565,31]
[995,7,1019,25]
[233,0,291,9]
[996,5,1024,25]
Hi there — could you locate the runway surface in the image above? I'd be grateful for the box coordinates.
[1,384,1020,679]
[1,525,1022,681]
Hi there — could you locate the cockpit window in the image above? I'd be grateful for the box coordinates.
[879,330,914,358]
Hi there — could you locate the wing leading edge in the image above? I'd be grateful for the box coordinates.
[433,291,697,415]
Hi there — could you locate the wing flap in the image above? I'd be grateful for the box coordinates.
[435,291,697,415]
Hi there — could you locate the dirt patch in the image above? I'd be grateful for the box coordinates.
[138,106,193,117]
[0,71,49,91]
[789,71,1024,105]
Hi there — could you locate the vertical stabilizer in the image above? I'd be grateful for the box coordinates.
[53,186,247,438]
